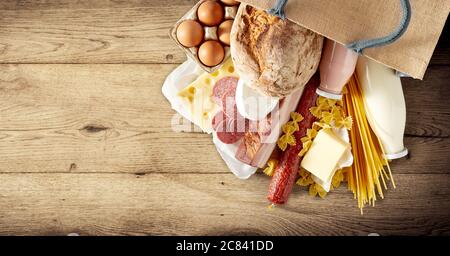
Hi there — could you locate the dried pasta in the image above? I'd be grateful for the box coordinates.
[343,74,395,213]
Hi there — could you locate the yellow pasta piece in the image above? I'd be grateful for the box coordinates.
[277,137,288,151]
[331,106,342,120]
[309,184,318,197]
[288,121,300,132]
[338,116,353,130]
[317,96,328,106]
[309,106,323,119]
[263,159,278,176]
[316,184,328,199]
[314,122,332,129]
[321,111,334,124]
[326,99,337,107]
[302,140,312,151]
[299,168,309,178]
[331,170,344,189]
[298,146,309,157]
[290,112,304,123]
[277,111,305,151]
[285,134,296,146]
[306,128,318,139]
[297,176,314,186]
[282,123,296,135]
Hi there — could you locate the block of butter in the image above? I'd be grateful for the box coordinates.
[301,129,350,183]
[178,58,237,133]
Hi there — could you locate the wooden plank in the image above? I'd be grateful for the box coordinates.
[396,136,450,174]
[0,64,449,174]
[0,0,198,9]
[1,0,448,65]
[429,17,449,66]
[0,5,190,64]
[0,64,226,173]
[403,65,450,137]
[0,173,448,235]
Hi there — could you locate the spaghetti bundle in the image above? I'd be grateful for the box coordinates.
[343,75,395,212]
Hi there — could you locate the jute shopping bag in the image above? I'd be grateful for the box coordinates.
[242,0,449,79]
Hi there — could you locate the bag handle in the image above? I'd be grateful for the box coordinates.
[268,0,412,54]
[267,0,289,19]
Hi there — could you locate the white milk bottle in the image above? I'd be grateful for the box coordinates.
[356,56,408,160]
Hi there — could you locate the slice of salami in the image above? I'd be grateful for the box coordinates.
[212,111,245,144]
[216,130,244,144]
[216,119,245,144]
[212,77,238,106]
[212,111,227,132]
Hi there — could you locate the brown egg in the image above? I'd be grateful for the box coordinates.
[198,41,225,67]
[197,1,224,26]
[176,20,204,48]
[220,0,240,5]
[218,20,233,45]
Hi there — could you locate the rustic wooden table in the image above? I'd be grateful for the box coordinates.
[0,1,449,236]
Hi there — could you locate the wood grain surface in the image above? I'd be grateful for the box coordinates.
[0,173,449,236]
[0,0,449,236]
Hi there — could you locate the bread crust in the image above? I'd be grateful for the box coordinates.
[230,5,323,98]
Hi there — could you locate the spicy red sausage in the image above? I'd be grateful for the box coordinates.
[267,75,320,205]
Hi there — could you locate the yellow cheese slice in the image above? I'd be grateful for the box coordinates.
[301,129,349,183]
[178,58,238,133]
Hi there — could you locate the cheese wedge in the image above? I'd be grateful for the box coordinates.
[178,58,237,133]
[301,129,349,183]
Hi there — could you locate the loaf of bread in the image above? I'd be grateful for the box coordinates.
[230,5,323,98]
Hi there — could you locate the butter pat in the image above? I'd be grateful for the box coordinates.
[178,58,237,133]
[301,129,349,183]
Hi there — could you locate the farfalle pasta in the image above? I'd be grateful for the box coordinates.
[277,112,304,151]
[263,159,278,176]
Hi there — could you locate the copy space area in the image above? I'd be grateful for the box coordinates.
[0,1,449,235]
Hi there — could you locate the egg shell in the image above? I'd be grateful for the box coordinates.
[221,0,240,6]
[197,0,224,26]
[176,20,204,48]
[198,41,225,67]
[218,20,233,45]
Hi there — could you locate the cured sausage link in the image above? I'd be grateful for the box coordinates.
[267,75,320,205]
